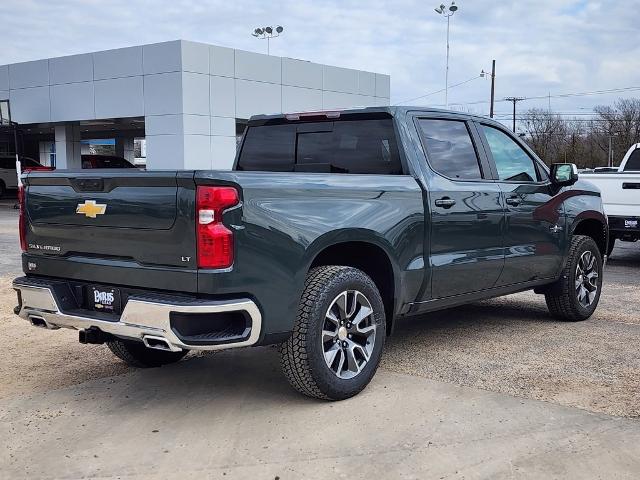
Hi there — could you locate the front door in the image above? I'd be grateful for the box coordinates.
[415,117,505,299]
[477,123,565,285]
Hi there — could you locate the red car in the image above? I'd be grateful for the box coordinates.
[81,155,136,169]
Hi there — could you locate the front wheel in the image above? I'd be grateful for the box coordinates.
[280,266,386,400]
[545,235,603,321]
[606,236,615,257]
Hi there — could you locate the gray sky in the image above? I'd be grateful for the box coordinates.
[3,0,639,124]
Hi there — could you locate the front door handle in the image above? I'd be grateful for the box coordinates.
[505,196,522,207]
[434,197,456,209]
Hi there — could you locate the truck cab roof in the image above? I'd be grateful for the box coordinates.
[248,106,502,127]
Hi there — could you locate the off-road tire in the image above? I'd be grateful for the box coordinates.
[280,266,386,401]
[107,339,188,368]
[545,235,603,321]
[606,236,615,257]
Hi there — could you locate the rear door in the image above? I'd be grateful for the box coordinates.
[415,116,505,299]
[476,122,565,284]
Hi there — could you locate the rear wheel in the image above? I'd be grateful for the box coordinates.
[545,235,603,321]
[280,266,386,400]
[107,339,188,368]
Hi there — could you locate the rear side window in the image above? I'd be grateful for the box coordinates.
[417,119,483,180]
[237,118,402,174]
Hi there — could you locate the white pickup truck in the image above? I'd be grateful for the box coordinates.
[581,144,640,255]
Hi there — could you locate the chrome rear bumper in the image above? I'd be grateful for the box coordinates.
[13,279,262,352]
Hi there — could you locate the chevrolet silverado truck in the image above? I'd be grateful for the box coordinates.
[580,144,640,256]
[13,107,608,400]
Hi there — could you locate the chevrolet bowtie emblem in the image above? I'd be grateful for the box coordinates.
[76,200,107,218]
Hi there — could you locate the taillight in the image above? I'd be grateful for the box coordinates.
[18,186,27,252]
[196,186,239,269]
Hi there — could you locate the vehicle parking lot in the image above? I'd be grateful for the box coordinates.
[1,207,639,477]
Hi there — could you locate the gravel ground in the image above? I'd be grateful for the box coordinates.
[0,208,638,417]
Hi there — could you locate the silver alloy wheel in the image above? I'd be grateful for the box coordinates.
[322,290,377,379]
[575,250,599,308]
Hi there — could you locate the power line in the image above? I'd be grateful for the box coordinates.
[428,84,640,108]
[394,75,481,105]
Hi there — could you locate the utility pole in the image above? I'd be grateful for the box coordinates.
[490,60,496,118]
[481,60,496,118]
[504,97,525,132]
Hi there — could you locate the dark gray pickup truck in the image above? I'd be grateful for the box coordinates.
[13,107,608,400]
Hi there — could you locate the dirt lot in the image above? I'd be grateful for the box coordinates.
[1,209,639,418]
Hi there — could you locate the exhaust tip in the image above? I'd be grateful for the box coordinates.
[29,315,48,328]
[142,335,179,352]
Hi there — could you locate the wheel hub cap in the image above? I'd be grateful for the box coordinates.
[322,290,377,380]
[337,326,348,340]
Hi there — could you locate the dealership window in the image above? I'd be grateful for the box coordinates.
[39,141,56,167]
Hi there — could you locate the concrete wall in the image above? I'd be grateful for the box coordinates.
[0,40,391,170]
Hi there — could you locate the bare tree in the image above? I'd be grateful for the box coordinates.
[592,98,640,166]
[521,99,640,168]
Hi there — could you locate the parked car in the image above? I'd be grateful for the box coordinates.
[13,107,608,400]
[0,155,53,197]
[580,144,640,255]
[81,155,136,169]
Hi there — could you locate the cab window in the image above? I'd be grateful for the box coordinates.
[481,125,540,182]
[417,119,483,180]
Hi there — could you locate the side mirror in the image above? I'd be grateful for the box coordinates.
[550,163,578,187]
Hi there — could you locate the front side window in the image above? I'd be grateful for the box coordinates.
[481,125,539,182]
[417,119,483,180]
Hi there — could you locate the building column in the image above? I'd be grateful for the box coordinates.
[115,137,135,163]
[54,123,82,169]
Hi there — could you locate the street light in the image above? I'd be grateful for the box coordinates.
[434,1,459,108]
[252,25,284,55]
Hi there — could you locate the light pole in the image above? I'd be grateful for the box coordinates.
[434,1,459,108]
[252,26,284,55]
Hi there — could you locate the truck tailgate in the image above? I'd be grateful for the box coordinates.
[22,170,198,292]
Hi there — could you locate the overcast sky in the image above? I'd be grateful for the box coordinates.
[3,0,639,124]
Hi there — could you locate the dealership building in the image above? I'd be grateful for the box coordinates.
[0,40,391,170]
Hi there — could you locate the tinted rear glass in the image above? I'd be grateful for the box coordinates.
[238,118,402,174]
[237,124,296,172]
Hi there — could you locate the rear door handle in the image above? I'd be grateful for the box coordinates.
[505,196,522,207]
[434,197,456,209]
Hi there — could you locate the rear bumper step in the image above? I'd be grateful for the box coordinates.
[12,278,262,352]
